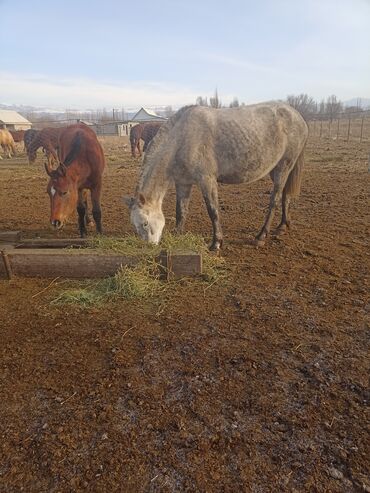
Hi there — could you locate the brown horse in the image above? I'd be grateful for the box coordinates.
[45,123,105,237]
[9,130,25,143]
[24,129,39,154]
[130,122,163,157]
[0,129,16,159]
[27,127,64,166]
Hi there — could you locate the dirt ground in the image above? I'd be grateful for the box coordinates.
[0,134,369,493]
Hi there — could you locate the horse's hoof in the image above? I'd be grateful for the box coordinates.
[253,238,265,247]
[209,241,222,251]
[275,226,287,236]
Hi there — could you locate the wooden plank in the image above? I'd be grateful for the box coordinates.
[0,231,22,243]
[0,248,202,280]
[15,238,88,249]
[157,250,203,280]
[3,249,138,279]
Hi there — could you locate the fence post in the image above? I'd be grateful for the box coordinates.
[360,116,364,142]
[346,118,351,142]
[320,119,323,138]
[328,119,331,139]
[336,118,340,140]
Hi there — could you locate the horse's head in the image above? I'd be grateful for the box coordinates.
[45,163,78,230]
[45,131,82,229]
[28,148,37,164]
[124,193,165,244]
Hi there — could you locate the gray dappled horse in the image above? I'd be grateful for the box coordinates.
[125,102,308,250]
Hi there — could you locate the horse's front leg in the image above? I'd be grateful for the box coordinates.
[77,190,88,238]
[200,177,223,250]
[91,186,103,234]
[137,140,142,157]
[175,182,193,233]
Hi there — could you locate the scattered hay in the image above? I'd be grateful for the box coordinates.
[90,232,226,282]
[54,233,226,306]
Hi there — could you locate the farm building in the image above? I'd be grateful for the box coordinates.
[130,107,167,123]
[0,110,32,130]
[90,122,128,136]
[90,108,168,136]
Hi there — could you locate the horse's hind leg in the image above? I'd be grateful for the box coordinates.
[175,182,193,233]
[275,189,291,236]
[276,149,305,236]
[199,177,223,250]
[255,160,293,246]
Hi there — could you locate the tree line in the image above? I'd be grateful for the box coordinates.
[195,91,368,121]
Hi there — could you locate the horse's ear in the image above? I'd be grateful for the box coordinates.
[123,195,135,208]
[138,193,146,206]
[44,162,52,176]
[58,164,67,176]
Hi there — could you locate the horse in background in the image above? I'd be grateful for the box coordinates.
[130,122,163,158]
[27,127,65,166]
[44,123,105,237]
[0,129,16,159]
[24,129,39,155]
[9,130,25,143]
[125,102,308,250]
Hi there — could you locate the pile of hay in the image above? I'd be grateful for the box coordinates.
[53,233,226,306]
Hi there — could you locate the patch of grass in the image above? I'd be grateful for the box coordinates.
[54,233,226,306]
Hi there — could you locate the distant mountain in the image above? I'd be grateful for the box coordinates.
[344,98,370,109]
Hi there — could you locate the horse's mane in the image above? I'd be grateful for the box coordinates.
[144,105,196,157]
[136,106,198,194]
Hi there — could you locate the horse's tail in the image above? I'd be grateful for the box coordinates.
[284,146,305,198]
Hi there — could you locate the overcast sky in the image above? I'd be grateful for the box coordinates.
[1,0,369,109]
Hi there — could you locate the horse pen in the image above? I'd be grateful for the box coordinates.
[0,127,369,492]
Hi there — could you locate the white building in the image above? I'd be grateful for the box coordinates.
[131,107,167,123]
[0,110,32,130]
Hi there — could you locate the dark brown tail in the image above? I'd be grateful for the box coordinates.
[284,146,305,198]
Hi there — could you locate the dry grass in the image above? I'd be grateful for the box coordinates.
[53,233,226,306]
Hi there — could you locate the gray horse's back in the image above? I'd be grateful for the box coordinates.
[166,102,307,185]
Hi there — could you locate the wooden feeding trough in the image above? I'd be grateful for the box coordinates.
[0,233,202,280]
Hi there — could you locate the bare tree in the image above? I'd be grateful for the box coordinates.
[164,105,174,117]
[210,89,222,108]
[286,94,317,120]
[196,96,209,106]
[229,97,240,108]
[325,95,343,121]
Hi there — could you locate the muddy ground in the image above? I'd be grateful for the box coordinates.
[0,134,369,492]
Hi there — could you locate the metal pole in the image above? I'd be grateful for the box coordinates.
[347,118,351,142]
[360,116,364,142]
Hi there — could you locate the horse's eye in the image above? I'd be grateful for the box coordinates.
[143,221,149,229]
[61,191,68,196]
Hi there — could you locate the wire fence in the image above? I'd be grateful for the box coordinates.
[307,109,370,143]
[28,108,370,142]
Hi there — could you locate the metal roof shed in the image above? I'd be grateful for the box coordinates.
[131,108,167,122]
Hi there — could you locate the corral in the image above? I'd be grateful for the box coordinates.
[0,133,368,492]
